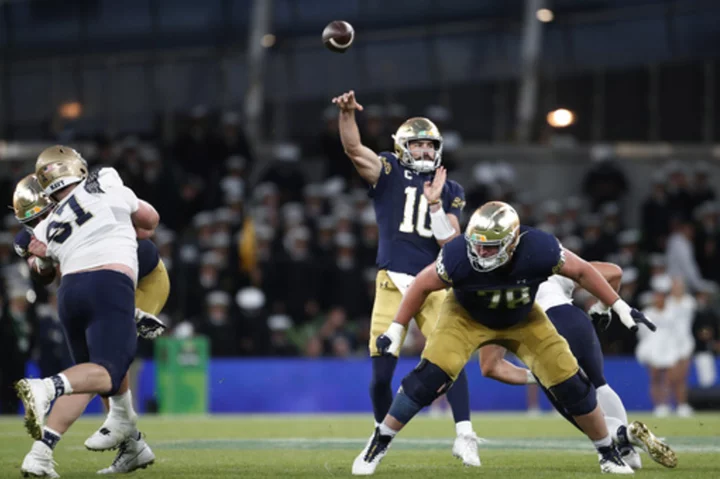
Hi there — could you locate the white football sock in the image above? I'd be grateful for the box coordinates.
[455,420,474,436]
[596,384,628,425]
[109,390,137,423]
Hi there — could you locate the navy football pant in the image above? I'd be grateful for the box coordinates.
[58,270,137,396]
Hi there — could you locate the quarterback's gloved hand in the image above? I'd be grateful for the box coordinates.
[588,301,612,331]
[14,229,32,259]
[135,308,167,339]
[376,322,405,355]
[611,299,657,332]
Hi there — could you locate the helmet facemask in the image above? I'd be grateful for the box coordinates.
[465,226,519,272]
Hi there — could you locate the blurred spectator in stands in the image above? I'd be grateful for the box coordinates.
[260,144,306,203]
[694,201,720,284]
[426,105,462,172]
[362,105,387,154]
[267,314,299,356]
[581,148,628,212]
[641,170,670,253]
[359,207,379,268]
[536,200,562,236]
[196,291,239,357]
[276,226,321,325]
[0,160,28,211]
[691,162,716,211]
[692,283,720,388]
[559,197,583,237]
[666,218,707,292]
[665,161,694,220]
[88,135,115,168]
[212,112,254,176]
[235,287,270,356]
[317,106,355,185]
[0,286,32,414]
[329,233,370,318]
[174,105,215,183]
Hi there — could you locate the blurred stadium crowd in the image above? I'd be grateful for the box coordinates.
[1,105,719,412]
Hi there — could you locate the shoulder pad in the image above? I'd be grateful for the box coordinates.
[98,167,124,189]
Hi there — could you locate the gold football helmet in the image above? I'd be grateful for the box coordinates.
[465,201,521,272]
[12,174,55,225]
[392,117,443,173]
[35,145,88,196]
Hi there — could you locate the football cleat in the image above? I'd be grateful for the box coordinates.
[15,379,54,440]
[452,432,481,467]
[351,427,393,476]
[97,434,155,474]
[21,441,60,478]
[627,421,677,468]
[619,445,642,470]
[85,417,138,451]
[135,308,167,339]
[598,445,634,474]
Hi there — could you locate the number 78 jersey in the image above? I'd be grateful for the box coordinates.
[436,226,566,329]
[371,152,465,276]
[34,167,140,279]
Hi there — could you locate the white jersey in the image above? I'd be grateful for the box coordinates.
[34,167,139,280]
[535,274,575,311]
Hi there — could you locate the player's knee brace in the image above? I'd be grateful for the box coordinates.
[548,370,598,416]
[400,359,453,407]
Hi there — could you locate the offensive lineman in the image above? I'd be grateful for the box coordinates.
[353,201,657,475]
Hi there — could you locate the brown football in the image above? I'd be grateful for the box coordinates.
[322,21,354,53]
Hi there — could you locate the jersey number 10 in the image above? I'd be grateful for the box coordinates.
[399,187,433,238]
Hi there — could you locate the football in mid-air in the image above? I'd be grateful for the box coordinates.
[322,21,354,53]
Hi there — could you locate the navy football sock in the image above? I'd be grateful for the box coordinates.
[41,427,61,450]
[370,355,398,423]
[387,388,423,425]
[447,368,471,424]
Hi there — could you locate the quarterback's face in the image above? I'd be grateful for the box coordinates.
[408,140,436,161]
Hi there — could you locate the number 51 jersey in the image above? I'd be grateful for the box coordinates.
[371,152,465,276]
[34,167,140,279]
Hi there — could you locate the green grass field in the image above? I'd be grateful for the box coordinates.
[1,413,719,478]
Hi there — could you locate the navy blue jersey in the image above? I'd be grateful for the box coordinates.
[437,226,565,329]
[371,152,465,275]
[137,239,160,280]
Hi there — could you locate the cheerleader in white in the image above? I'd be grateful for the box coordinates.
[636,275,678,417]
[666,277,697,417]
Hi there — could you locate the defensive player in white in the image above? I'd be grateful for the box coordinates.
[16,146,159,478]
[480,263,677,470]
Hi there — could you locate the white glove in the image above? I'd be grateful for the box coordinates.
[135,308,167,339]
[611,299,638,331]
[375,322,405,355]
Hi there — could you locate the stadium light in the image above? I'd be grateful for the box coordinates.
[547,108,575,128]
[58,101,82,120]
[536,8,554,23]
[261,34,276,48]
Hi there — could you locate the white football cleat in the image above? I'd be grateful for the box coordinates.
[598,446,634,474]
[21,441,60,478]
[85,416,138,451]
[15,379,54,440]
[97,435,155,474]
[351,428,393,476]
[619,446,642,470]
[627,421,677,468]
[452,432,481,467]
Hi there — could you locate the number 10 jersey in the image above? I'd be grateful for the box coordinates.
[370,152,465,276]
[34,167,140,280]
